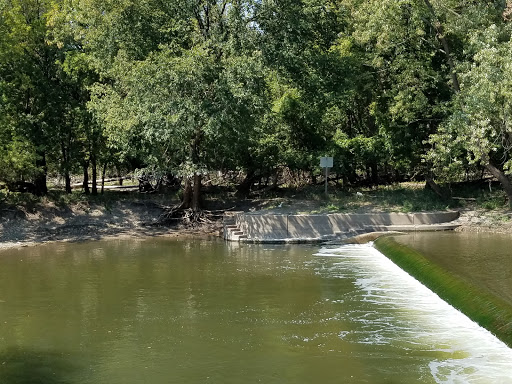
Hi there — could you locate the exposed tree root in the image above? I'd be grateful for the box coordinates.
[152,205,225,228]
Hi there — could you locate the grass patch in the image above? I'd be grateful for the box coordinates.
[449,182,509,210]
[283,183,458,213]
[477,193,508,210]
[2,179,511,214]
[265,180,512,213]
[375,236,512,348]
[0,189,40,212]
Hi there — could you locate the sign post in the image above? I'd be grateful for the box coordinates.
[320,156,333,197]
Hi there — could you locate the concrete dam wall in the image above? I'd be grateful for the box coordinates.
[224,211,460,243]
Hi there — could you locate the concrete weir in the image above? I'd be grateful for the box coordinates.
[223,211,460,243]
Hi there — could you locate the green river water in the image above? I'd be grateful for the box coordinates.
[0,237,511,383]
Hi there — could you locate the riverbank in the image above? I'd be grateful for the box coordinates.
[0,197,224,250]
[1,189,511,250]
[453,208,512,233]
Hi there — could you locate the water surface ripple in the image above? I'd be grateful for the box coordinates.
[316,244,512,383]
[0,239,511,383]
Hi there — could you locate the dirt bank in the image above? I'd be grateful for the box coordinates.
[1,196,511,251]
[0,198,223,250]
[453,209,512,234]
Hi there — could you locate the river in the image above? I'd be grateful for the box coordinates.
[0,238,510,383]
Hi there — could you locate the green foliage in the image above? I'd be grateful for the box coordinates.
[429,25,512,176]
[0,0,107,193]
[87,2,270,179]
[346,0,450,168]
[2,0,512,204]
[0,137,40,182]
[257,0,365,172]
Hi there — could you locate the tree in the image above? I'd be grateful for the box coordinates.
[0,0,57,194]
[75,1,269,209]
[256,0,378,184]
[428,24,512,206]
[0,0,97,195]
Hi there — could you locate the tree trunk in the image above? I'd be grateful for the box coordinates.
[425,177,445,198]
[183,126,203,211]
[61,141,72,194]
[485,162,512,208]
[91,155,98,196]
[191,173,202,212]
[272,169,279,188]
[101,163,107,194]
[371,162,379,186]
[83,161,90,195]
[236,169,256,197]
[180,177,193,209]
[179,175,201,211]
[65,171,72,194]
[116,166,123,185]
[34,151,48,196]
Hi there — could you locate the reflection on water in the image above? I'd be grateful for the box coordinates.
[0,347,81,384]
[0,238,510,383]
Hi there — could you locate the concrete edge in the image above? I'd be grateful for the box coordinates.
[224,211,461,243]
[237,226,460,245]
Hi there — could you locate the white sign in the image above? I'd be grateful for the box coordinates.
[320,157,333,168]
